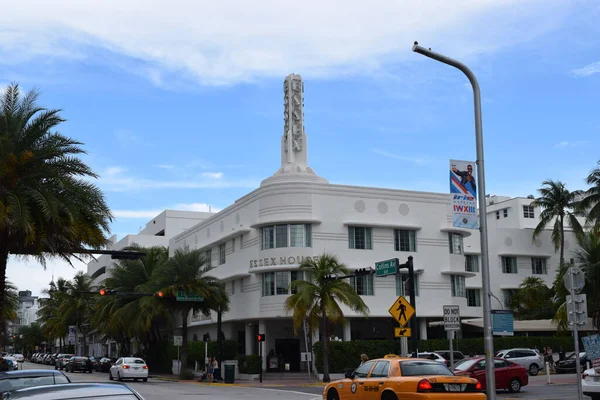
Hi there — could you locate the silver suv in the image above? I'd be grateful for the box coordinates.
[496,348,544,376]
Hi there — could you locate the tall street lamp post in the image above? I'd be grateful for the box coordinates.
[412,41,496,400]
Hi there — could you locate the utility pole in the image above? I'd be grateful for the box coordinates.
[405,257,419,357]
[412,42,495,400]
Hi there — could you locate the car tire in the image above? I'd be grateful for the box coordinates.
[109,371,114,381]
[381,391,398,400]
[326,388,340,400]
[117,372,123,382]
[508,378,521,393]
[142,378,148,382]
[529,364,539,376]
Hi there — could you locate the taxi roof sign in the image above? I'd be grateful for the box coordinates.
[383,354,400,358]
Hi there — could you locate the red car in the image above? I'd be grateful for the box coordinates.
[452,356,529,393]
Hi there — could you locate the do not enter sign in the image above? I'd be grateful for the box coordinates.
[443,305,460,331]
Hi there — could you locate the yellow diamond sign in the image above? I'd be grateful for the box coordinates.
[388,296,415,326]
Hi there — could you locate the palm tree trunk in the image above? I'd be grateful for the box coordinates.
[180,308,190,377]
[560,214,565,265]
[0,250,9,346]
[321,305,330,382]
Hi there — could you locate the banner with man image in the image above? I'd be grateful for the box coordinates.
[450,160,478,229]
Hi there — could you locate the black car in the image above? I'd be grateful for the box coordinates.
[0,370,70,393]
[555,352,589,374]
[64,356,93,373]
[1,382,145,399]
[96,357,117,372]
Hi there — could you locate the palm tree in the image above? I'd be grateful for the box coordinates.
[508,277,553,320]
[149,247,229,377]
[531,180,584,265]
[59,272,96,353]
[578,161,600,229]
[572,229,600,330]
[284,254,369,383]
[93,246,171,356]
[0,83,113,341]
[38,278,70,351]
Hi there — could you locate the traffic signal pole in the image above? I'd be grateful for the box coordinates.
[406,256,419,357]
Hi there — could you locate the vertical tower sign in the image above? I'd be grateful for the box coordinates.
[283,74,306,164]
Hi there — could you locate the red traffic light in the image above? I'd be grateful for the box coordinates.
[257,333,265,342]
[99,289,106,296]
[157,291,164,297]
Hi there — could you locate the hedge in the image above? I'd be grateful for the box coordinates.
[237,355,262,374]
[167,340,238,368]
[313,336,576,373]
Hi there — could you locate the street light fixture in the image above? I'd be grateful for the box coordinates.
[412,41,496,400]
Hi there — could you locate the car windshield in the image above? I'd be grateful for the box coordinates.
[400,361,454,376]
[453,359,479,371]
[123,358,145,364]
[566,352,586,360]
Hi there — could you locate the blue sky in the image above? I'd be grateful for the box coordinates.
[2,0,600,295]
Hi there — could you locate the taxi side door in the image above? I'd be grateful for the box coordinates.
[361,360,391,400]
[343,360,377,400]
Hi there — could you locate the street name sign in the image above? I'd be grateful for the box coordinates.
[376,259,398,277]
[176,290,204,302]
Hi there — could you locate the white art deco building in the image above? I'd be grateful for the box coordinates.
[161,74,581,372]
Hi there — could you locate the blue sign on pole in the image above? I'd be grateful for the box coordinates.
[582,334,600,361]
[492,310,514,336]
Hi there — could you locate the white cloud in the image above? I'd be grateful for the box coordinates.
[113,202,221,219]
[0,0,575,86]
[97,166,259,191]
[569,62,600,77]
[201,172,223,179]
[554,140,589,148]
[6,255,88,297]
[370,148,434,165]
[156,164,175,169]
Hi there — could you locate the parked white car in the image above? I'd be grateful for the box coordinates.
[409,352,447,364]
[108,357,148,382]
[582,367,600,400]
[496,348,544,376]
[12,354,24,363]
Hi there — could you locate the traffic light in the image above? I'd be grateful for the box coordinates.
[203,333,210,342]
[354,267,374,276]
[99,289,116,296]
[324,274,336,281]
[257,333,265,342]
[156,291,164,297]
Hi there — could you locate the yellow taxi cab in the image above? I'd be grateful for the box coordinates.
[322,354,485,400]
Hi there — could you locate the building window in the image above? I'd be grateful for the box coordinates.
[466,289,481,307]
[231,238,235,253]
[205,248,212,268]
[261,224,312,249]
[496,211,500,220]
[350,275,374,295]
[451,275,466,297]
[396,274,419,297]
[465,255,479,273]
[290,224,312,247]
[348,226,372,250]
[502,289,519,307]
[231,280,235,295]
[394,229,416,252]
[531,257,547,275]
[219,244,226,265]
[240,234,244,249]
[503,209,508,218]
[523,205,535,218]
[275,271,289,295]
[262,272,275,296]
[290,270,304,294]
[501,256,517,274]
[448,233,463,255]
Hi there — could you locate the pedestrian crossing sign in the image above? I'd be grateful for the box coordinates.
[388,296,415,326]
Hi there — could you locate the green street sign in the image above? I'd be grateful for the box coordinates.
[176,290,204,302]
[375,258,398,277]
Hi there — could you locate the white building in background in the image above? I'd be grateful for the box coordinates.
[7,290,41,338]
[86,210,215,287]
[166,73,583,372]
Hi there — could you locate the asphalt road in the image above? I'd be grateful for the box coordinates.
[21,362,581,400]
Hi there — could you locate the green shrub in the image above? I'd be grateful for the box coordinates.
[167,340,238,368]
[238,355,262,374]
[313,336,575,373]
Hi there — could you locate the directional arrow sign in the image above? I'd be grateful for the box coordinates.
[388,296,415,326]
[394,327,412,338]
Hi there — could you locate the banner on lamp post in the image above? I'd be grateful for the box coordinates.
[449,159,478,229]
